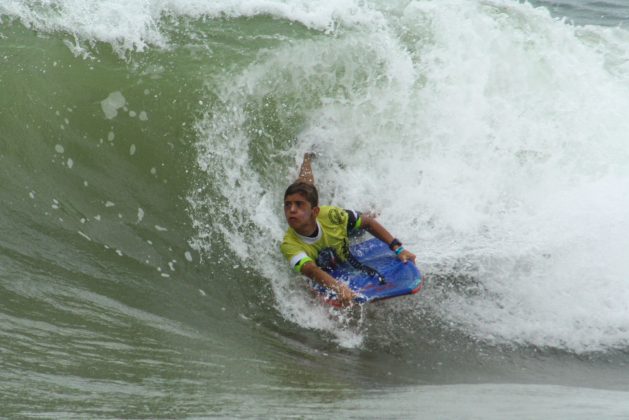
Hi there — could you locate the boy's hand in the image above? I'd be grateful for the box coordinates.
[398,248,416,264]
[337,284,357,307]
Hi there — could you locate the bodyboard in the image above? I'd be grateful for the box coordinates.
[308,238,423,306]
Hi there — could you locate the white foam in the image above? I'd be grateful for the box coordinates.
[389,0,629,353]
[78,231,92,241]
[101,92,126,119]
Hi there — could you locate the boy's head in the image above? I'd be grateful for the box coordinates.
[284,181,318,208]
[283,182,319,234]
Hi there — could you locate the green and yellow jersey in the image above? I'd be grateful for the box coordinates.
[280,205,362,273]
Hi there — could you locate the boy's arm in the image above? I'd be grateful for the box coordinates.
[301,261,357,306]
[360,214,416,264]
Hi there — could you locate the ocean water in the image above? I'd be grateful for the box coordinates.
[2,0,629,417]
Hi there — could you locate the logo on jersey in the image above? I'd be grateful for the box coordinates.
[328,208,345,225]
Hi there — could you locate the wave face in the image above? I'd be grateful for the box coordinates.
[3,0,629,417]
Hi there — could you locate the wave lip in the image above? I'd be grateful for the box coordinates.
[0,0,384,54]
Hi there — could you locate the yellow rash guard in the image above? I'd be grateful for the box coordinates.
[280,206,362,273]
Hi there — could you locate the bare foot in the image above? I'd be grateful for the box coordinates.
[303,152,317,162]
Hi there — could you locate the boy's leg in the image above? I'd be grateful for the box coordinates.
[296,152,316,185]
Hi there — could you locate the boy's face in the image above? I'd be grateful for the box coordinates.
[284,192,319,235]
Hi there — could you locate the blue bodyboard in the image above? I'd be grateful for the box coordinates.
[309,238,423,306]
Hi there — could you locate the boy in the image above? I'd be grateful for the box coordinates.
[280,153,416,306]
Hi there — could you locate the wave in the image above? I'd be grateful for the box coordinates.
[189,0,629,352]
[3,0,629,353]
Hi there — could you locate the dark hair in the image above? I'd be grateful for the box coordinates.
[284,181,318,207]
